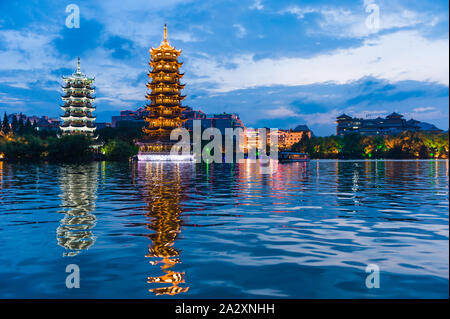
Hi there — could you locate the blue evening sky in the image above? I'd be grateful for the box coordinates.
[0,0,448,135]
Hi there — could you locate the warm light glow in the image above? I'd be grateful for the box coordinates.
[137,154,194,162]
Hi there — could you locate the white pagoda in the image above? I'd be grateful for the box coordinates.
[60,57,96,136]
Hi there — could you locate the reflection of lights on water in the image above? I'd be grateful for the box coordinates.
[139,162,189,296]
[138,154,194,161]
[446,159,448,177]
[0,161,3,189]
[57,163,98,257]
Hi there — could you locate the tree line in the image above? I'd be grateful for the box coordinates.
[1,111,448,162]
[290,131,449,159]
[0,112,139,162]
[2,112,38,136]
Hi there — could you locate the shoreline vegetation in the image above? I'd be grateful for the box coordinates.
[0,124,141,162]
[0,113,448,162]
[1,124,448,162]
[290,131,448,160]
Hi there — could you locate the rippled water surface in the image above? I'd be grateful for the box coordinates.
[0,160,448,298]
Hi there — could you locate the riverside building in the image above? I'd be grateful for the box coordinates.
[60,58,96,136]
[137,25,192,161]
[336,112,442,136]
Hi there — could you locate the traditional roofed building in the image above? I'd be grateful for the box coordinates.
[138,25,188,158]
[336,112,443,136]
[60,57,96,136]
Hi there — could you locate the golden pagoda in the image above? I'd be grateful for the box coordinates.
[138,25,188,158]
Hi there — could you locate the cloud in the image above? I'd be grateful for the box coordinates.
[233,24,247,39]
[264,106,299,118]
[171,31,200,43]
[282,2,442,38]
[89,0,191,48]
[406,108,447,121]
[412,106,436,112]
[0,29,66,88]
[250,0,264,11]
[0,30,60,71]
[0,0,447,134]
[282,6,318,20]
[188,30,449,92]
[82,47,146,106]
[297,109,342,125]
[0,93,25,105]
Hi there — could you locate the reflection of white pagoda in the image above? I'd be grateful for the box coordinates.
[57,163,98,256]
[60,57,96,136]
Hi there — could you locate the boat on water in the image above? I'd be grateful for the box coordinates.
[278,152,310,162]
[136,151,195,162]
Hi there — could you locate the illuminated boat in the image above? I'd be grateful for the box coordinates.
[278,152,310,162]
[137,151,194,162]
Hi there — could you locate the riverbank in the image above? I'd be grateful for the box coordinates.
[0,133,138,162]
[291,131,448,160]
[1,130,448,162]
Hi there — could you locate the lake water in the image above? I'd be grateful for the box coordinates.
[0,160,448,298]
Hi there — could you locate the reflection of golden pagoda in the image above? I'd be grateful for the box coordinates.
[0,161,3,190]
[57,163,98,256]
[140,162,189,295]
[137,25,187,158]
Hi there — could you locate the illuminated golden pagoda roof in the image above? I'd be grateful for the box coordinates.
[150,24,181,55]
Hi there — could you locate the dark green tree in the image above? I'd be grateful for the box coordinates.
[17,114,25,135]
[46,135,94,162]
[342,133,364,159]
[11,115,18,133]
[101,138,139,161]
[291,133,311,153]
[24,118,34,135]
[1,135,45,161]
[1,112,9,134]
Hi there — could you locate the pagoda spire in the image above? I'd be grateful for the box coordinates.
[164,24,168,43]
[77,57,81,74]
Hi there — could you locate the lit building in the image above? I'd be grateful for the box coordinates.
[95,122,112,130]
[138,25,188,158]
[245,128,264,152]
[112,109,147,128]
[36,116,60,131]
[254,125,312,150]
[182,107,207,131]
[4,113,59,132]
[208,113,246,152]
[203,113,245,135]
[60,57,96,136]
[336,112,442,136]
[276,125,312,149]
[26,115,40,125]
